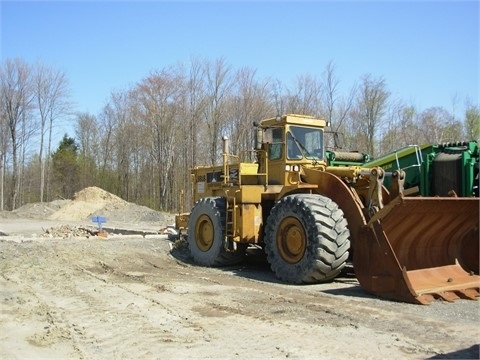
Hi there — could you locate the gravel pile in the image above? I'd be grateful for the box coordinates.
[11,200,71,219]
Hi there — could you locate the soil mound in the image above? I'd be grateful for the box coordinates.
[6,186,174,225]
[49,187,128,221]
[4,200,69,219]
[73,186,128,205]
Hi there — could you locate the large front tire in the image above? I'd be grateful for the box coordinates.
[264,194,350,283]
[187,197,245,266]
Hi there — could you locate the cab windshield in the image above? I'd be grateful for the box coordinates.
[287,126,324,160]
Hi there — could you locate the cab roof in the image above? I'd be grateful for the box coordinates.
[260,114,327,128]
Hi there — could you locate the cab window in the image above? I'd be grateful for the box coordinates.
[288,126,324,160]
[267,128,284,160]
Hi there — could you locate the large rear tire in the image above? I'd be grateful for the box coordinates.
[187,197,245,266]
[264,194,350,283]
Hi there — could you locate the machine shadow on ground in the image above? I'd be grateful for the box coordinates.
[169,239,377,302]
[428,344,479,360]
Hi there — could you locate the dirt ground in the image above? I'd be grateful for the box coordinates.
[0,187,479,359]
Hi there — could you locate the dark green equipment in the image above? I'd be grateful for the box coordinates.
[329,141,479,198]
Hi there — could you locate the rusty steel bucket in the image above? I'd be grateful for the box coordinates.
[354,196,479,304]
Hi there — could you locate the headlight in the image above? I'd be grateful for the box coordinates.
[286,165,300,172]
[285,165,291,171]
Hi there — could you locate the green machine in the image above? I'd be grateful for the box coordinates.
[420,141,479,197]
[362,141,479,197]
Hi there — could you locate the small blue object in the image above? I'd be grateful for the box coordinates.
[92,216,107,230]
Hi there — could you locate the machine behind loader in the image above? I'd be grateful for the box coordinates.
[176,114,479,304]
[360,141,479,197]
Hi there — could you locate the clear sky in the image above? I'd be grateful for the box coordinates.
[1,0,479,124]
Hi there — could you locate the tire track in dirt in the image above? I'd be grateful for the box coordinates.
[0,273,86,359]
[1,242,216,358]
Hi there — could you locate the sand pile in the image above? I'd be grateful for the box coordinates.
[49,187,128,221]
[5,186,174,225]
[73,187,128,204]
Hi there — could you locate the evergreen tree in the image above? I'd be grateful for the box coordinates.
[51,134,80,199]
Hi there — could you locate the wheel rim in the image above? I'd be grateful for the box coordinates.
[276,216,306,264]
[195,214,214,252]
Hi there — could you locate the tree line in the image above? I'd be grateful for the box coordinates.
[1,57,479,212]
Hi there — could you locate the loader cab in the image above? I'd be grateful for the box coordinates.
[258,114,327,185]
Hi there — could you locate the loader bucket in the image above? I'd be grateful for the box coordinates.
[354,196,479,304]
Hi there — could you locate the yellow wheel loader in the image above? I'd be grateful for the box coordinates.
[176,114,479,304]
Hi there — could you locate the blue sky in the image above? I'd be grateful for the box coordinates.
[1,0,479,125]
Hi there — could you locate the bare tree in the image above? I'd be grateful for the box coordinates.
[352,74,390,155]
[464,101,480,141]
[92,104,117,196]
[225,67,273,156]
[284,73,322,116]
[184,56,208,167]
[34,62,71,202]
[134,68,185,210]
[0,59,34,209]
[0,108,10,210]
[322,61,339,127]
[418,107,454,143]
[321,61,356,149]
[18,105,39,205]
[203,57,233,166]
[377,100,414,155]
[177,57,208,210]
[271,79,285,116]
[75,112,99,189]
[105,90,139,201]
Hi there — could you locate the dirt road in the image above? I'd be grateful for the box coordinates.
[1,229,479,359]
